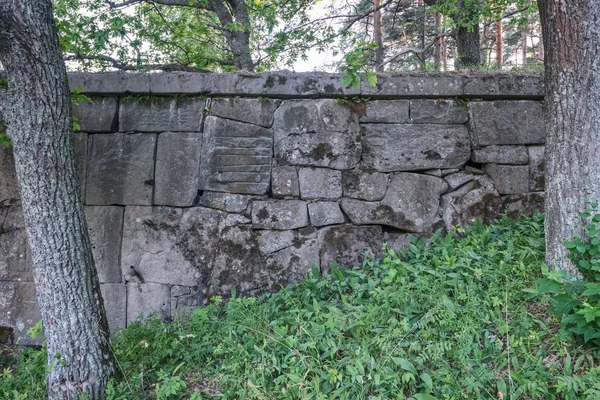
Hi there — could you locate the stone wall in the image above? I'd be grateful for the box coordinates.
[0,71,546,344]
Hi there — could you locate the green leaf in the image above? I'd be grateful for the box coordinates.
[420,372,433,391]
[564,241,577,249]
[392,358,416,374]
[582,283,600,296]
[341,75,353,88]
[535,278,562,294]
[414,394,438,400]
[367,71,377,87]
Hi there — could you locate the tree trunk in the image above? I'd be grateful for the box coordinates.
[538,0,600,273]
[373,0,384,71]
[455,23,481,69]
[0,2,113,399]
[433,12,442,71]
[521,29,528,66]
[496,20,503,68]
[211,0,254,71]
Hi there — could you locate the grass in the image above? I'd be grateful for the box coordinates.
[2,214,600,399]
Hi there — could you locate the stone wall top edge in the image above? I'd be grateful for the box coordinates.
[66,71,544,99]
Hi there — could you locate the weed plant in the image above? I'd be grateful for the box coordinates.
[3,214,600,399]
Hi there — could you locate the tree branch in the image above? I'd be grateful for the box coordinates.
[382,32,453,67]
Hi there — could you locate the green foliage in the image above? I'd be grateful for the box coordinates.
[5,215,600,399]
[340,41,378,88]
[534,201,600,345]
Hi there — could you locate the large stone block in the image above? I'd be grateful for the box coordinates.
[171,285,205,318]
[199,116,272,195]
[252,200,309,230]
[298,168,342,200]
[199,191,250,213]
[0,207,32,282]
[121,206,224,286]
[318,225,383,272]
[444,171,476,191]
[361,124,470,172]
[86,133,157,205]
[441,176,503,230]
[86,206,124,283]
[528,146,545,191]
[210,98,282,128]
[119,97,204,132]
[410,99,468,124]
[273,100,361,169]
[100,283,126,331]
[484,164,530,195]
[155,132,201,206]
[208,225,264,296]
[308,201,345,227]
[472,145,529,165]
[73,97,118,132]
[127,282,171,324]
[469,101,545,146]
[503,192,545,219]
[257,230,296,255]
[342,170,388,201]
[341,173,447,233]
[272,166,299,198]
[266,237,320,288]
[359,100,409,123]
[0,281,41,345]
[0,145,19,205]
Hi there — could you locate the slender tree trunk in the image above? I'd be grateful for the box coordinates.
[373,0,384,71]
[433,12,442,71]
[496,20,503,68]
[454,0,481,69]
[521,28,528,66]
[538,0,600,273]
[0,2,113,399]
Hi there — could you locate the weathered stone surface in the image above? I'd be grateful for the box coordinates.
[73,132,88,197]
[0,282,41,345]
[69,72,151,94]
[127,282,171,324]
[121,206,223,286]
[359,100,409,123]
[0,207,32,282]
[273,100,361,169]
[199,116,272,195]
[257,230,296,255]
[441,168,461,176]
[341,173,447,232]
[472,145,529,164]
[223,213,252,226]
[0,145,19,205]
[410,99,468,124]
[308,202,345,227]
[298,168,342,200]
[423,169,442,177]
[210,98,282,127]
[469,101,545,146]
[318,225,383,272]
[266,237,320,287]
[171,285,206,318]
[272,166,299,198]
[444,171,476,191]
[155,132,201,206]
[252,200,309,230]
[342,170,388,201]
[199,191,250,213]
[441,176,503,230]
[361,75,463,97]
[86,206,124,283]
[86,133,157,205]
[100,283,126,331]
[502,192,545,219]
[528,146,545,191]
[73,97,118,132]
[484,164,530,195]
[208,225,264,296]
[120,97,204,132]
[361,124,470,172]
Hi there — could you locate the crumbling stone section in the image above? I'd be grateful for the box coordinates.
[0,72,549,342]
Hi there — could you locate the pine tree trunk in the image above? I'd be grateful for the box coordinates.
[433,12,442,71]
[0,2,113,399]
[538,0,600,273]
[373,0,384,71]
[496,20,503,68]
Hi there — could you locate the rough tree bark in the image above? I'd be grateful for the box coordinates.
[495,20,503,68]
[0,1,113,399]
[209,0,254,71]
[373,0,384,71]
[538,0,600,273]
